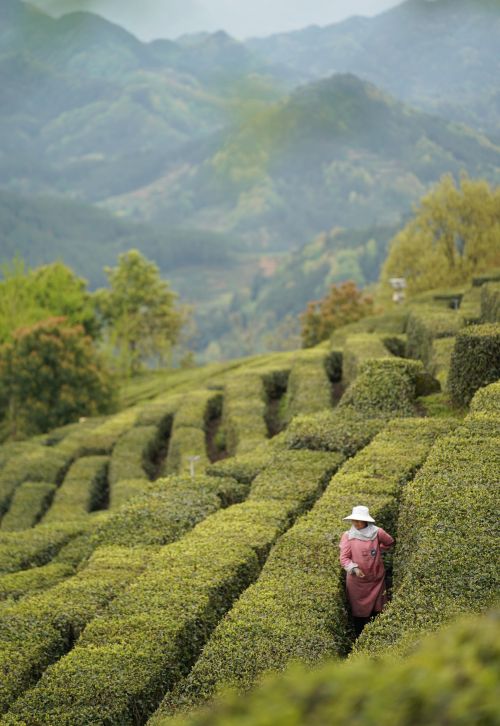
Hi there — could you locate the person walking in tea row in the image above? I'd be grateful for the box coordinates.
[339,505,394,637]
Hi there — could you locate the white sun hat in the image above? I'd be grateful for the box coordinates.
[343,505,375,523]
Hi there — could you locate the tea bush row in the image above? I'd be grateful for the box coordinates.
[0,482,56,531]
[282,350,334,424]
[0,562,74,602]
[0,521,87,574]
[154,418,454,716]
[342,334,389,385]
[481,281,500,323]
[448,323,500,406]
[0,546,150,714]
[150,608,500,726]
[406,308,462,367]
[221,374,269,455]
[355,388,500,656]
[5,449,341,724]
[42,456,109,523]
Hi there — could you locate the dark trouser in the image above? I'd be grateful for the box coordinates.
[353,611,378,637]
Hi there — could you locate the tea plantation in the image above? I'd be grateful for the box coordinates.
[0,279,498,725]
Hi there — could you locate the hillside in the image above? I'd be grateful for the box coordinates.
[105,74,500,249]
[0,190,239,288]
[0,279,498,723]
[247,0,500,139]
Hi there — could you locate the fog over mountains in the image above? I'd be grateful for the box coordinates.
[1,0,499,358]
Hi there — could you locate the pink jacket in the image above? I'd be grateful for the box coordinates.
[339,527,394,617]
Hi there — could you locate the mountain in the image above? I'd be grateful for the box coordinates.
[0,190,239,288]
[246,0,500,139]
[103,74,500,251]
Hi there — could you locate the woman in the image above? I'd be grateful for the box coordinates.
[339,505,394,637]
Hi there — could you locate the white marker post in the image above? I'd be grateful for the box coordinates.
[187,455,201,478]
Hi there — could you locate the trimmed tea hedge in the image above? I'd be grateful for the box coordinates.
[429,336,455,388]
[92,475,248,549]
[109,426,157,484]
[459,287,482,324]
[0,482,56,532]
[355,405,499,657]
[481,281,500,323]
[148,608,500,726]
[0,521,86,575]
[0,546,149,714]
[5,449,341,724]
[285,409,386,456]
[448,323,500,406]
[109,478,150,510]
[222,374,268,455]
[339,358,424,416]
[470,381,500,414]
[0,447,70,520]
[154,418,454,716]
[406,308,462,367]
[282,350,333,424]
[43,456,109,523]
[342,334,389,385]
[207,438,285,485]
[0,562,74,602]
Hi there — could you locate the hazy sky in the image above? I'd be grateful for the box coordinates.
[32,0,404,40]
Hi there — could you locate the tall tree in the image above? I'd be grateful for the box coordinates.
[96,250,186,375]
[300,280,374,348]
[0,259,98,344]
[0,317,115,439]
[381,175,500,297]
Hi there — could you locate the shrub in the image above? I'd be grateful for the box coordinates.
[92,475,247,549]
[148,609,500,726]
[481,282,500,323]
[5,444,344,725]
[0,546,149,714]
[448,323,500,406]
[339,358,424,416]
[355,409,499,657]
[282,350,333,423]
[222,374,268,455]
[108,425,157,484]
[469,381,500,414]
[0,446,69,518]
[342,334,389,385]
[0,562,74,602]
[285,409,385,456]
[42,456,109,523]
[206,442,281,485]
[428,336,455,388]
[406,308,462,367]
[459,287,482,324]
[109,478,150,510]
[155,418,453,714]
[0,521,86,574]
[164,427,209,476]
[0,482,56,531]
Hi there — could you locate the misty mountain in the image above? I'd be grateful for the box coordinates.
[0,189,239,288]
[247,0,500,138]
[104,74,500,251]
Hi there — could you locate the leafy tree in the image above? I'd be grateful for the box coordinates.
[96,250,186,375]
[0,317,115,439]
[0,259,98,344]
[300,280,374,348]
[381,175,500,297]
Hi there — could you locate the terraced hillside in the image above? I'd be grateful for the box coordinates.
[0,278,498,725]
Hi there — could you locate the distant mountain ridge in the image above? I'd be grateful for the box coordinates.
[246,0,500,138]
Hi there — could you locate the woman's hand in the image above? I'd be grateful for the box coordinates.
[352,567,365,578]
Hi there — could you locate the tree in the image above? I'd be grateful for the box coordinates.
[0,259,98,344]
[96,250,186,375]
[380,175,500,297]
[0,318,115,439]
[300,280,374,348]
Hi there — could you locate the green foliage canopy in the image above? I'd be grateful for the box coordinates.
[0,317,115,438]
[381,175,500,297]
[96,250,186,375]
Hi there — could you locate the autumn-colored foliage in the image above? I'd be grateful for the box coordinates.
[300,280,374,347]
[0,317,115,438]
